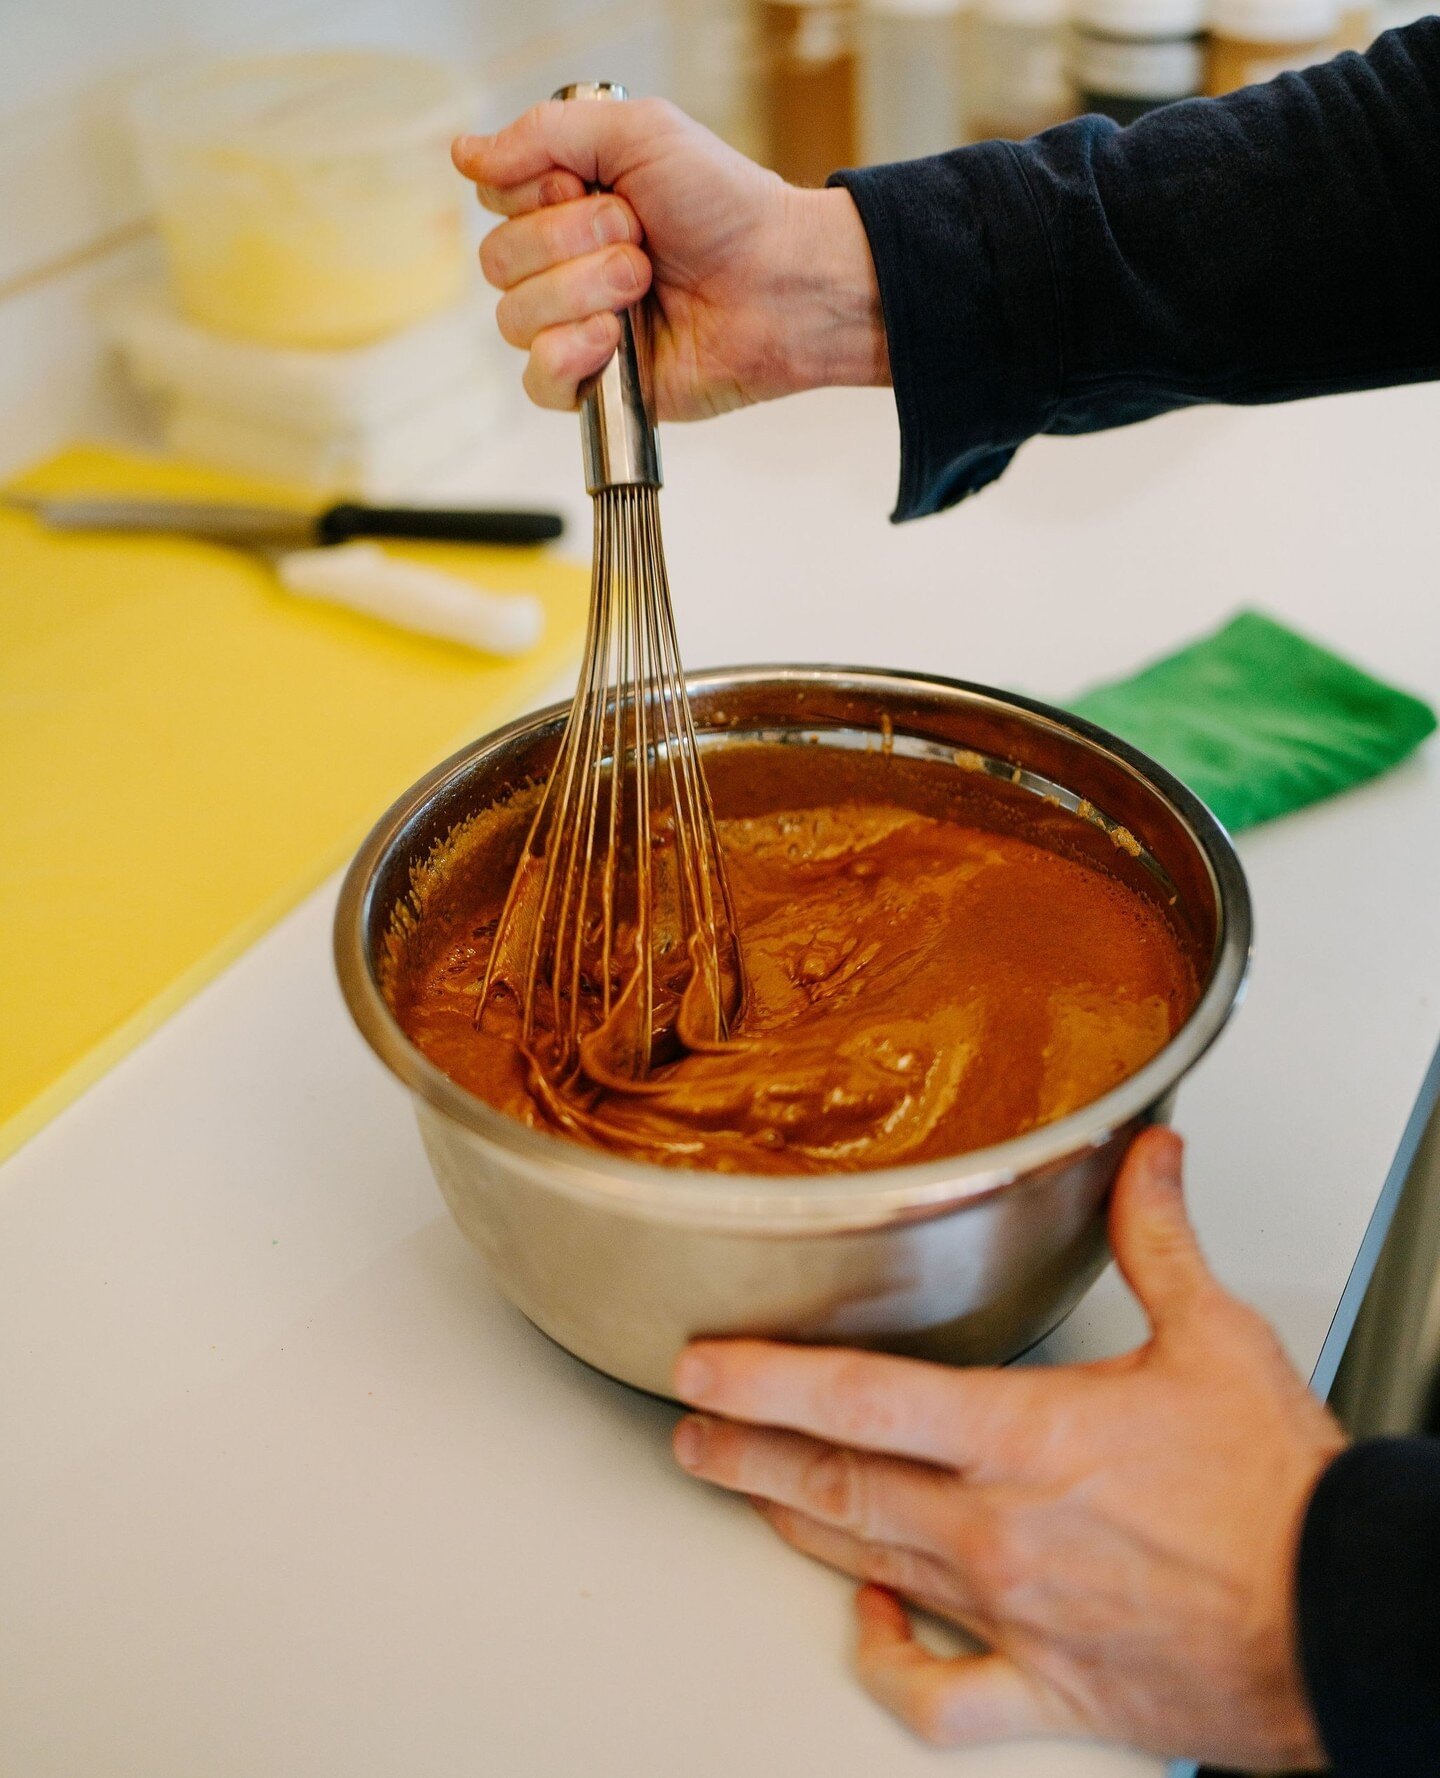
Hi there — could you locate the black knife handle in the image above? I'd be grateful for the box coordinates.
[318,502,564,547]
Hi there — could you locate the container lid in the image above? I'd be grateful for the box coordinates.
[101,279,492,430]
[1074,0,1207,36]
[1211,0,1339,38]
[1074,33,1206,91]
[130,51,467,157]
[976,0,1067,26]
[861,0,966,15]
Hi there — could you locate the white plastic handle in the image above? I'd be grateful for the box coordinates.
[276,542,545,657]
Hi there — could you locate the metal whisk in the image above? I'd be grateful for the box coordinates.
[478,81,743,1092]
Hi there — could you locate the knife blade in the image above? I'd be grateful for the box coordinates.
[2,494,565,548]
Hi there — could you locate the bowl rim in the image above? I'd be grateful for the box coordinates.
[334,663,1252,1227]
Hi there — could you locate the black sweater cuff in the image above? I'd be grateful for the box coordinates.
[829,142,1063,522]
[1298,1438,1440,1775]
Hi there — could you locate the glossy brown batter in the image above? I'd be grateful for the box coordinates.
[387,743,1199,1174]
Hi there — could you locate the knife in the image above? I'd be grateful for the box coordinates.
[4,494,555,657]
[1,494,564,548]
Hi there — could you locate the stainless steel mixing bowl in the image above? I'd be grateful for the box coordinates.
[335,666,1251,1395]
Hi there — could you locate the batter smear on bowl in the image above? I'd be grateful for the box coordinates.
[386,742,1199,1174]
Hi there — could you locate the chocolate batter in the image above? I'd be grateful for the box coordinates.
[386,743,1199,1174]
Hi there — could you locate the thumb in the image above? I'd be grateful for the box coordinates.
[1108,1126,1217,1334]
[854,1586,1066,1746]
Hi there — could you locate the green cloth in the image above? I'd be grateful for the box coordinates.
[1070,610,1436,833]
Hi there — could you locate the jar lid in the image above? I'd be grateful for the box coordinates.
[863,0,966,15]
[1074,33,1206,91]
[1212,0,1339,38]
[1074,0,1207,35]
[977,0,1067,26]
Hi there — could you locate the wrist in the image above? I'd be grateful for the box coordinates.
[771,185,890,396]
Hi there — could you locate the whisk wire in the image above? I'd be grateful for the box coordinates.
[478,486,742,1087]
[478,83,740,1092]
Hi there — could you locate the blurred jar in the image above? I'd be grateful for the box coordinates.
[1073,0,1206,122]
[1207,0,1341,91]
[1335,0,1378,49]
[755,0,859,184]
[860,0,969,163]
[130,52,468,349]
[969,0,1075,140]
[669,0,763,154]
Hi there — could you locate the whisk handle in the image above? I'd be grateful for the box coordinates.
[553,82,663,494]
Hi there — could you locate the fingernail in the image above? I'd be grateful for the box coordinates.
[673,1415,707,1469]
[673,1350,714,1402]
[1143,1126,1184,1186]
[607,250,641,296]
[1137,1123,1180,1194]
[592,201,630,246]
[453,132,490,157]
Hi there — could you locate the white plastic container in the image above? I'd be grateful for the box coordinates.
[1073,0,1206,122]
[130,52,469,348]
[104,283,510,495]
[668,0,762,153]
[860,0,969,163]
[969,0,1074,139]
[1075,0,1207,37]
[1073,36,1206,118]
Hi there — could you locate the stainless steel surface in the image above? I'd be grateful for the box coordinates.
[1192,1085,1440,1778]
[1329,1087,1440,1440]
[335,666,1253,1397]
[554,82,662,494]
[2,495,317,547]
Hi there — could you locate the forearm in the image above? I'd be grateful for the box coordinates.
[832,18,1440,518]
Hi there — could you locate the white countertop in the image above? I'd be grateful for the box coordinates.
[3,381,1438,1778]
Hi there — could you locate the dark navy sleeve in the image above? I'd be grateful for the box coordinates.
[1296,1438,1440,1775]
[829,18,1440,520]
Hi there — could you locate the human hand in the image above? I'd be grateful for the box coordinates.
[670,1128,1346,1766]
[452,100,887,417]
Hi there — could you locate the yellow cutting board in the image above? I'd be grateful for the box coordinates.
[0,444,589,1164]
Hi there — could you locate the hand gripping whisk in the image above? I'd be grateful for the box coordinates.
[478,81,744,1092]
